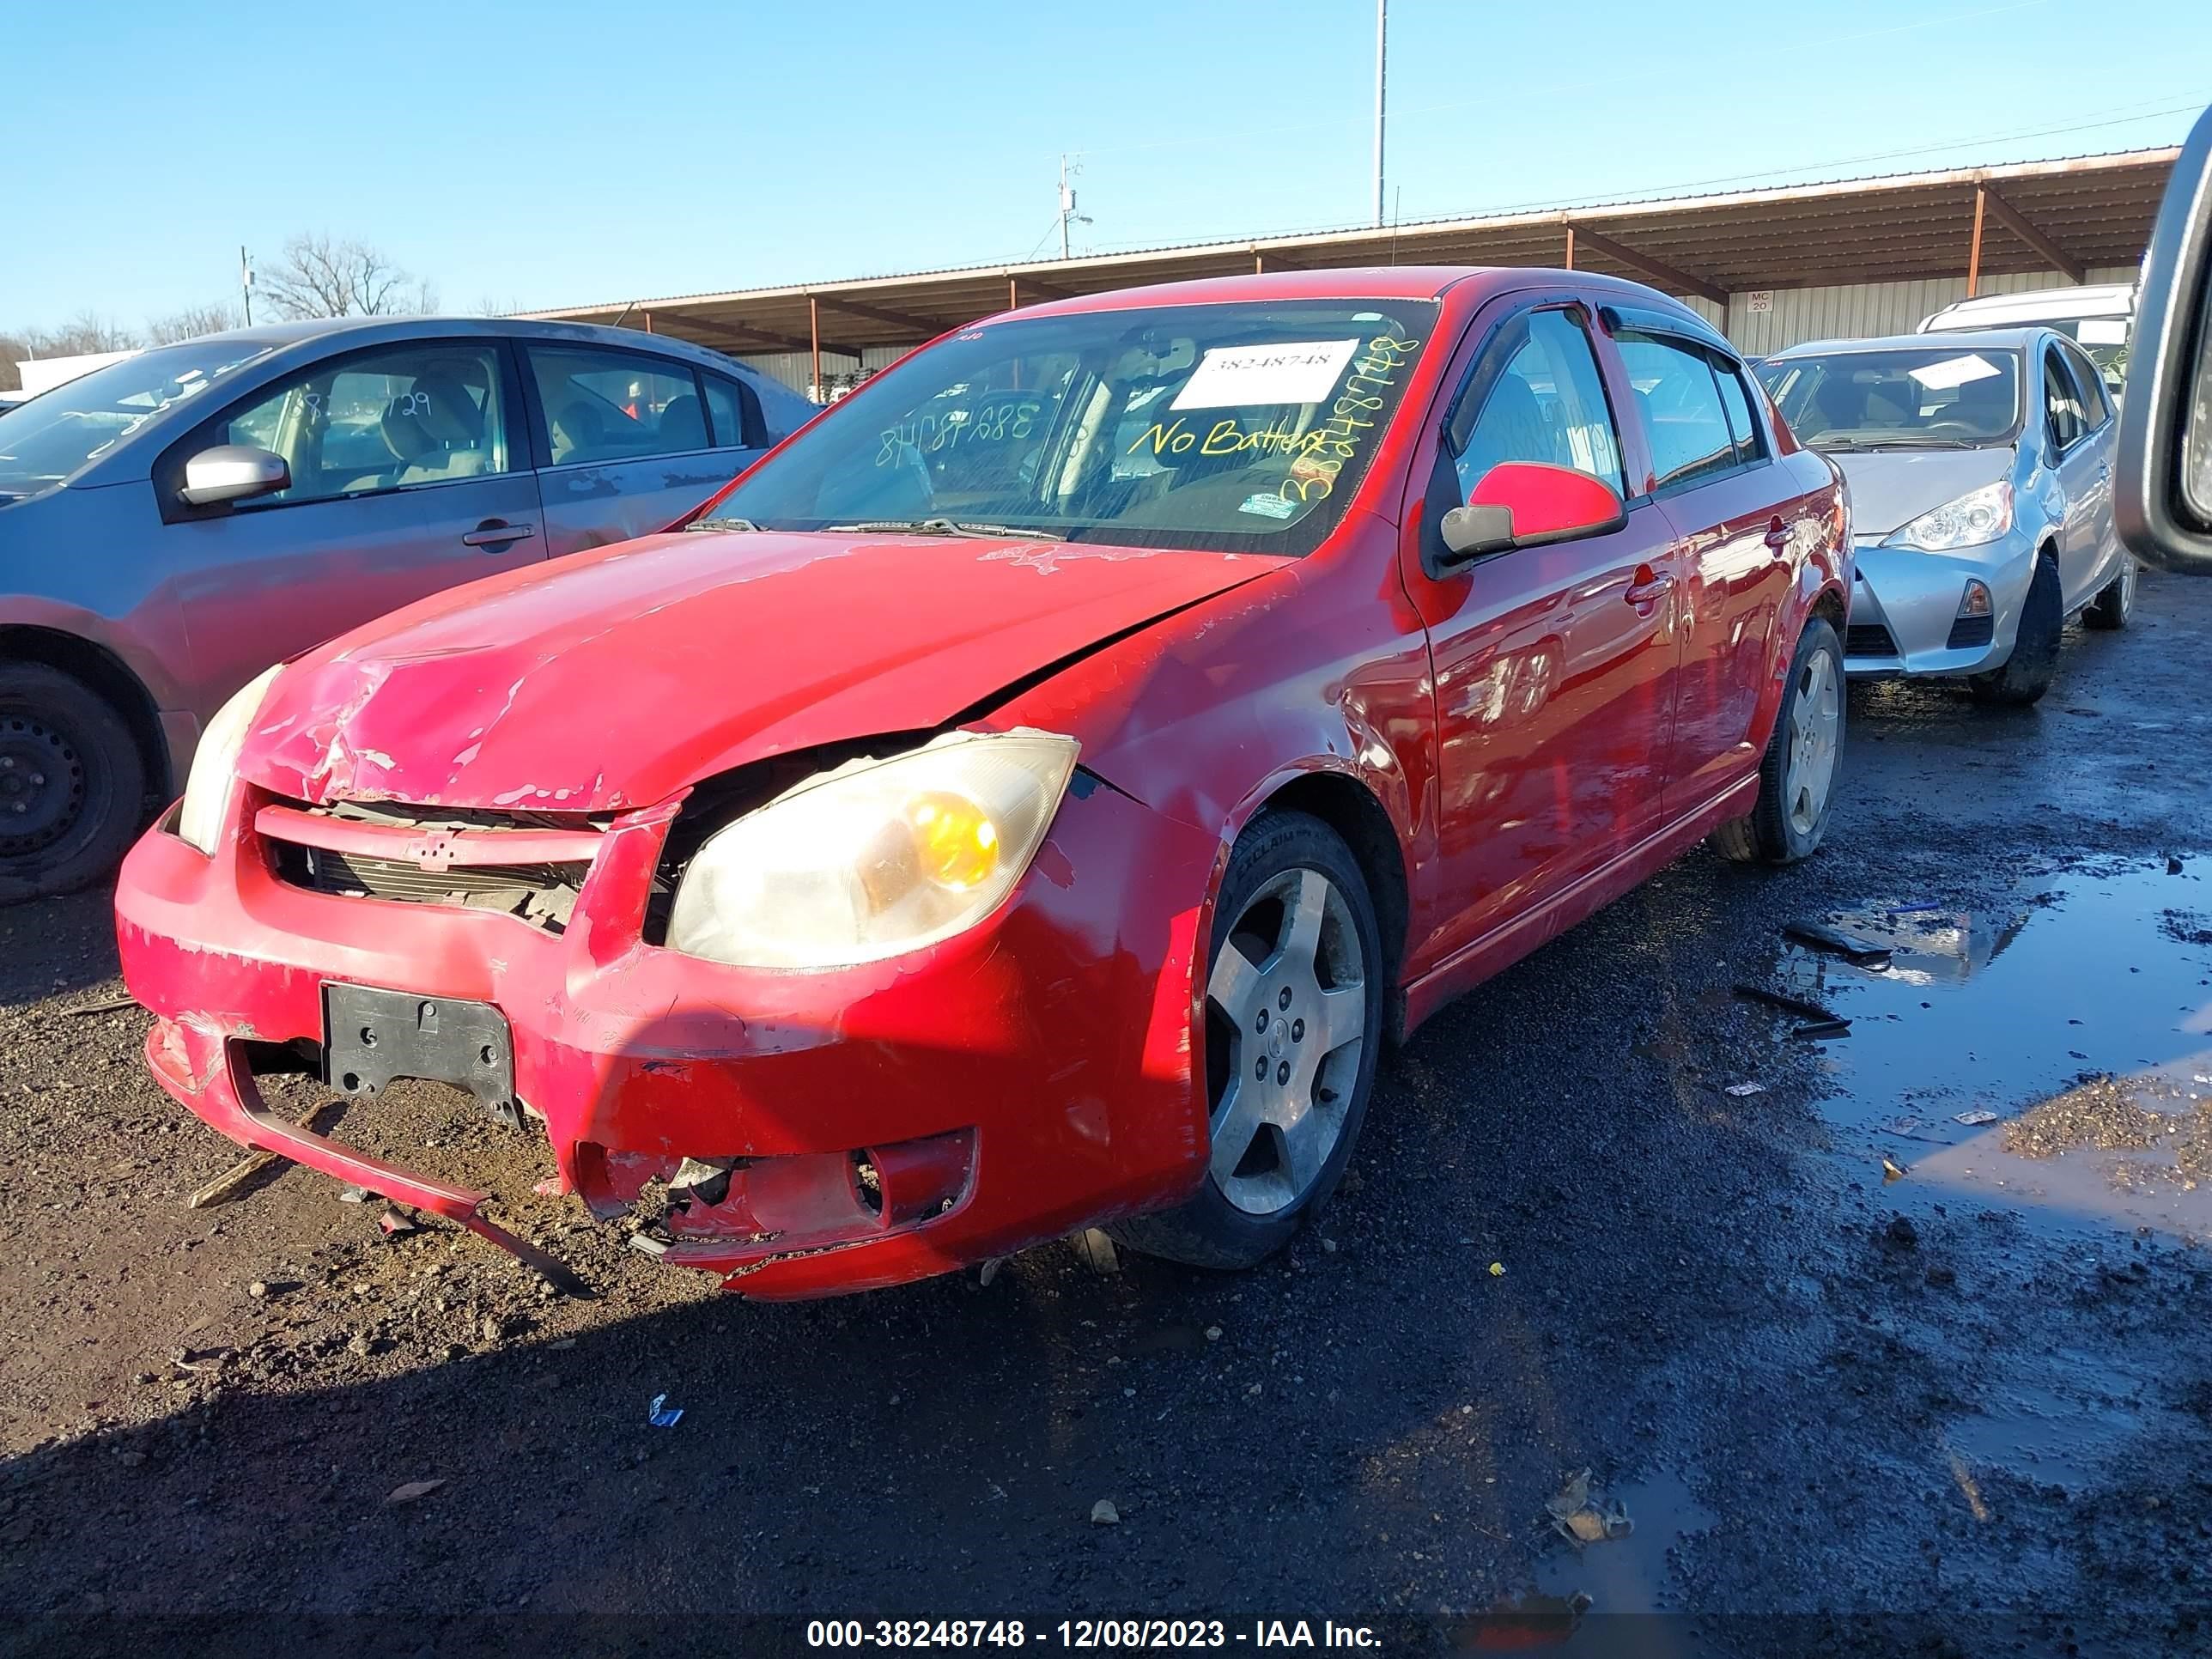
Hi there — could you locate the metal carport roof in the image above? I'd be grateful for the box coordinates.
[521,147,2177,368]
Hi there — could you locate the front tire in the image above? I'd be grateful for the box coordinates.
[0,664,148,903]
[1969,552,2062,706]
[2084,552,2136,630]
[1109,811,1383,1270]
[1711,617,1844,866]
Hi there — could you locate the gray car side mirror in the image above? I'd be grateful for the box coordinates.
[2115,101,2212,574]
[180,445,290,507]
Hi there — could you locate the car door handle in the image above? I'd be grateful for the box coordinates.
[1763,516,1792,550]
[1625,569,1675,608]
[461,520,537,548]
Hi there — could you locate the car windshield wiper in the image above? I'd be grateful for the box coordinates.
[1820,436,1982,451]
[824,516,1065,541]
[685,515,763,533]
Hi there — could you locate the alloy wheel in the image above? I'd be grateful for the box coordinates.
[1784,650,1840,838]
[1204,866,1367,1216]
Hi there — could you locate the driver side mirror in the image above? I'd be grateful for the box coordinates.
[179,444,290,507]
[1436,461,1626,571]
[2116,100,2212,574]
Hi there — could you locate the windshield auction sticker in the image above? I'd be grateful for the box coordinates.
[1170,339,1363,410]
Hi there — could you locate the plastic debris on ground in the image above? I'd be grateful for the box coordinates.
[1488,1261,1506,1277]
[1784,920,1893,968]
[1723,1082,1767,1097]
[1091,1498,1121,1525]
[647,1393,684,1428]
[1732,983,1851,1039]
[1954,1109,2001,1127]
[1545,1468,1633,1545]
[386,1479,446,1505]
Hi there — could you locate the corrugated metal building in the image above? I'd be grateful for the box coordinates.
[526,149,2172,398]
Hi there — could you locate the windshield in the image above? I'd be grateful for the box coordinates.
[706,299,1437,554]
[1755,348,2022,449]
[0,340,272,500]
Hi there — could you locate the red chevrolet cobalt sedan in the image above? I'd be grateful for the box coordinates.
[115,270,1850,1297]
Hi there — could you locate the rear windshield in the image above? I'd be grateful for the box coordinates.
[0,340,271,500]
[1755,349,2023,450]
[704,299,1438,555]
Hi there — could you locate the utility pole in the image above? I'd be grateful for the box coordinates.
[1058,155,1091,259]
[240,246,254,326]
[1372,0,1389,228]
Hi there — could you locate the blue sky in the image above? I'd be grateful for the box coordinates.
[9,0,2210,331]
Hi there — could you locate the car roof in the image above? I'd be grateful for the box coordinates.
[169,313,753,375]
[1926,282,2135,318]
[1005,264,1710,322]
[1770,329,2047,359]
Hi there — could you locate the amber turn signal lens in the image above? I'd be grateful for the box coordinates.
[905,791,1001,890]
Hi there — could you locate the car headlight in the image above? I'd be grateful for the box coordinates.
[666,729,1080,970]
[175,664,283,855]
[1882,481,2013,552]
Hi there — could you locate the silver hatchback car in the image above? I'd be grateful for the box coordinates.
[0,317,812,899]
[1755,329,2134,706]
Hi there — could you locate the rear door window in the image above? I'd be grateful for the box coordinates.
[527,346,709,466]
[704,373,768,449]
[1613,332,1737,491]
[1711,359,1765,466]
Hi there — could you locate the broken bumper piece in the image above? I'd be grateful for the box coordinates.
[114,776,1218,1299]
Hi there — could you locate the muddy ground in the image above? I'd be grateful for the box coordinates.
[5,575,2212,1658]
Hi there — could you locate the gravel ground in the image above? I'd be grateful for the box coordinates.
[4,570,2212,1658]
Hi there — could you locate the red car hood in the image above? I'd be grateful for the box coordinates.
[239,529,1273,813]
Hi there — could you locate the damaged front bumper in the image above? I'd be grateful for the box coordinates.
[1843,534,2038,678]
[115,776,1218,1298]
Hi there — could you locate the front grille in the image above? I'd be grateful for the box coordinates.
[273,843,587,903]
[261,797,604,933]
[1845,623,1898,659]
[1946,614,1996,649]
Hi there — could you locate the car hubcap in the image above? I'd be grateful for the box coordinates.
[1204,866,1366,1217]
[1784,651,1840,838]
[0,717,83,857]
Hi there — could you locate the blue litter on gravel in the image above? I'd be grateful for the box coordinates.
[647,1394,684,1428]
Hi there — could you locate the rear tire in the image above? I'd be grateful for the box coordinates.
[1109,811,1382,1271]
[1969,551,2063,706]
[2084,552,2136,630]
[0,663,147,903]
[1711,617,1844,866]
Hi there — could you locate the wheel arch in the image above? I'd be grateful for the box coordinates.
[1809,582,1846,635]
[1245,769,1411,1033]
[0,626,173,799]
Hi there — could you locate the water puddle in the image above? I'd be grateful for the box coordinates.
[1533,1470,1716,1615]
[1947,1346,2184,1501]
[1764,861,2212,1239]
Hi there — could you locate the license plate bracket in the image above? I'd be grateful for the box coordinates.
[324,984,520,1130]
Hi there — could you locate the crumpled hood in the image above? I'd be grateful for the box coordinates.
[1827,445,2014,538]
[240,529,1273,812]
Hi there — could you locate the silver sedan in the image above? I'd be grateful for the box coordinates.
[1756,329,2136,705]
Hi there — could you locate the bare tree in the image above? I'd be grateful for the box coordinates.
[144,302,242,344]
[259,233,436,319]
[33,313,140,356]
